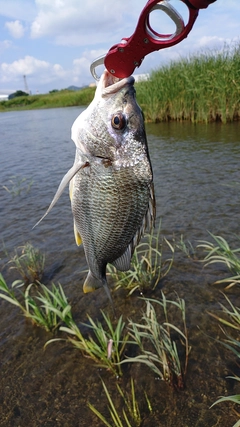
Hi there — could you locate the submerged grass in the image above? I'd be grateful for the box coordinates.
[107,222,174,295]
[88,378,151,427]
[0,274,69,331]
[8,243,45,284]
[198,232,240,288]
[52,311,129,377]
[123,294,190,390]
[2,175,34,196]
[209,294,240,427]
[0,273,128,375]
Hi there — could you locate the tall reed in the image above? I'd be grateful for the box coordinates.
[137,43,240,123]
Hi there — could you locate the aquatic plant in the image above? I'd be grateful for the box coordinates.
[107,222,174,295]
[198,233,240,288]
[209,295,240,427]
[0,272,128,375]
[2,175,33,196]
[123,294,190,390]
[48,311,129,377]
[0,274,69,332]
[211,389,240,427]
[8,243,45,284]
[175,234,195,259]
[88,378,152,427]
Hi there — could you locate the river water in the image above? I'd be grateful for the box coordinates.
[0,107,240,426]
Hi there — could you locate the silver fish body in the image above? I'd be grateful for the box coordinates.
[37,71,155,302]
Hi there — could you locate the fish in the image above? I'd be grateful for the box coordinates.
[36,70,155,304]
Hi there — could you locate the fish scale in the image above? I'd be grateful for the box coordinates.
[72,160,150,272]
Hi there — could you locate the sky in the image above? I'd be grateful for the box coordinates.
[0,0,239,95]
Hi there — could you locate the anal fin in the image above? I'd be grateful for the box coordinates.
[74,221,82,246]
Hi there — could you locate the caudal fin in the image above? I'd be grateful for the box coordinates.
[83,271,103,293]
[83,271,114,311]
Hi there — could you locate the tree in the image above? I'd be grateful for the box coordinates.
[8,90,29,99]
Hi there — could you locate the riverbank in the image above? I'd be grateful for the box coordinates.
[1,44,239,123]
[0,86,95,112]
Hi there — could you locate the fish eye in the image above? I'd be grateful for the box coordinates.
[111,113,126,130]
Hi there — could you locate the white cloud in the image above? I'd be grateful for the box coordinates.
[0,40,13,53]
[0,55,67,87]
[1,55,49,77]
[30,0,146,45]
[72,48,106,81]
[5,20,25,38]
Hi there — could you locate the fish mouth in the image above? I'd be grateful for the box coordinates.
[101,70,135,97]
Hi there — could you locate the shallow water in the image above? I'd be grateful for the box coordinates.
[0,108,240,426]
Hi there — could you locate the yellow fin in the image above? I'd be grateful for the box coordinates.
[74,221,82,246]
[83,272,102,293]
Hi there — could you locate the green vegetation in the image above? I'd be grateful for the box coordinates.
[89,378,152,427]
[107,222,174,295]
[8,243,45,284]
[1,43,239,123]
[175,234,196,259]
[48,310,129,377]
[123,295,190,390]
[2,175,33,196]
[136,43,240,123]
[198,233,240,288]
[0,275,69,332]
[8,90,29,99]
[197,233,240,426]
[209,294,240,427]
[0,86,95,111]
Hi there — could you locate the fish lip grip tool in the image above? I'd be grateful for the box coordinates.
[90,0,199,81]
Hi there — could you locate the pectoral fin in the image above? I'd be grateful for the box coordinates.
[33,159,89,228]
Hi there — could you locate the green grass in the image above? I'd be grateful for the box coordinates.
[49,310,129,377]
[88,378,151,427]
[0,273,128,375]
[209,294,240,427]
[107,222,174,295]
[8,243,45,284]
[0,274,70,332]
[0,86,95,111]
[2,175,33,196]
[175,234,195,259]
[198,233,240,288]
[122,294,190,390]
